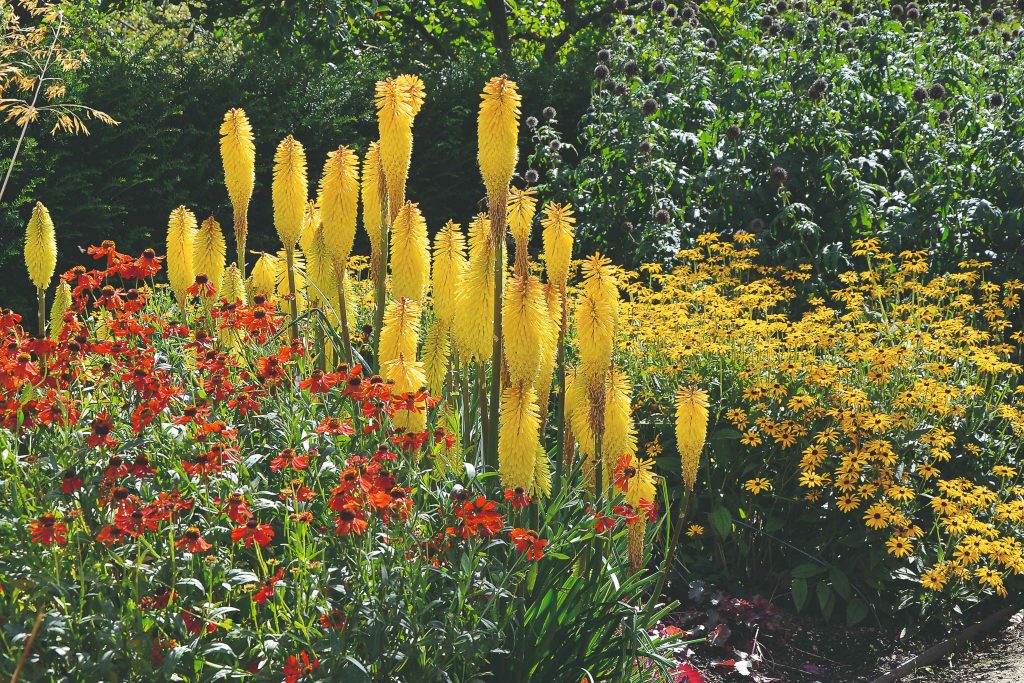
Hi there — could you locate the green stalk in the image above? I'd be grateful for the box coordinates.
[372,198,390,366]
[36,287,45,339]
[336,266,354,368]
[486,198,507,470]
[285,247,299,344]
[646,487,693,613]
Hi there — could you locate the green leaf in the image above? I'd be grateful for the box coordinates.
[709,505,732,539]
[816,581,835,621]
[829,566,852,601]
[790,562,826,579]
[791,578,808,612]
[846,598,869,626]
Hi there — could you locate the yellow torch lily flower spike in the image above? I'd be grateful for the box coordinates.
[193,216,226,299]
[675,386,709,491]
[219,108,255,275]
[166,206,197,307]
[390,201,430,303]
[24,201,57,336]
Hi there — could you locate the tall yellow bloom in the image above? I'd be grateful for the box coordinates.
[477,76,521,206]
[24,201,57,291]
[361,142,384,276]
[452,214,495,361]
[395,74,426,116]
[431,220,467,326]
[508,186,537,268]
[304,224,339,316]
[49,281,72,340]
[628,516,647,574]
[378,298,422,366]
[318,144,360,266]
[390,201,430,303]
[219,108,255,271]
[675,386,709,491]
[249,252,279,298]
[385,356,427,433]
[501,274,548,386]
[166,206,197,306]
[541,202,575,290]
[193,216,226,297]
[576,255,619,384]
[376,78,416,219]
[531,445,552,499]
[221,263,247,305]
[272,135,308,250]
[422,321,451,396]
[498,383,540,491]
[603,367,638,475]
[299,201,320,256]
[535,281,562,415]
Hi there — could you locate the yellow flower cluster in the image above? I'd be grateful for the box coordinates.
[621,233,1024,599]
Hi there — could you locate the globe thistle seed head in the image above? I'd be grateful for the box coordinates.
[705,37,718,49]
[653,61,667,75]
[624,59,639,77]
[992,8,1006,22]
[594,64,610,80]
[651,0,666,12]
[526,115,539,129]
[639,140,653,155]
[768,23,780,35]
[906,7,918,19]
[978,16,990,28]
[760,14,774,29]
[613,81,628,96]
[770,166,789,185]
[666,4,678,17]
[912,87,928,104]
[542,105,557,121]
[890,4,903,18]
[928,83,946,100]
[969,27,980,36]
[840,20,851,30]
[613,0,628,11]
[725,124,742,141]
[988,92,1004,108]
[642,98,659,115]
[654,209,670,225]
[597,48,611,62]
[524,168,540,184]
